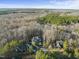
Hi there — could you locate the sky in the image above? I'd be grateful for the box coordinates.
[0,0,79,9]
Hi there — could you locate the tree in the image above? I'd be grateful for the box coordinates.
[28,45,34,54]
[36,50,48,59]
[72,40,78,49]
[74,48,79,58]
[0,40,22,56]
[63,40,69,51]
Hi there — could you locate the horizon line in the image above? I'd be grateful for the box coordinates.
[0,8,79,10]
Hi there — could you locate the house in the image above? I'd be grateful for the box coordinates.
[32,36,42,42]
[55,40,63,48]
[32,36,43,46]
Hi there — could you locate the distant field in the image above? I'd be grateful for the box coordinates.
[0,9,15,15]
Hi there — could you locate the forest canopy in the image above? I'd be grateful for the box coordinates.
[38,13,79,25]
